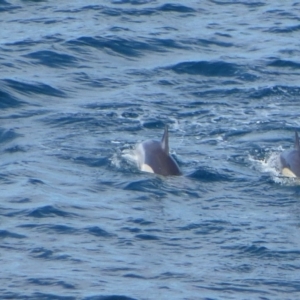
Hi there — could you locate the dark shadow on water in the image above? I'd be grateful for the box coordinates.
[0,292,76,300]
[24,50,78,68]
[170,61,240,77]
[0,128,20,144]
[26,205,78,218]
[84,296,138,300]
[187,167,233,182]
[123,178,167,197]
[3,79,66,98]
[0,88,25,108]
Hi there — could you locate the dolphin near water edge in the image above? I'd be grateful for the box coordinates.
[280,131,300,177]
[135,126,181,176]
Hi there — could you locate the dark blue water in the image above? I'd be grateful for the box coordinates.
[1,1,300,299]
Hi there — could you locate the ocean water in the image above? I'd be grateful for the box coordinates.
[1,0,300,299]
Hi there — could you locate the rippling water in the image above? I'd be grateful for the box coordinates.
[1,1,300,299]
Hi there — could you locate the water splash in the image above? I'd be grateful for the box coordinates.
[249,150,300,185]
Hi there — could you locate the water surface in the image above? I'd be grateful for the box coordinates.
[1,1,300,299]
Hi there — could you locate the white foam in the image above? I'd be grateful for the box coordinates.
[249,150,300,185]
[121,147,139,167]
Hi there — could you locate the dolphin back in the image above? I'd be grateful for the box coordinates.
[280,131,300,177]
[137,126,181,176]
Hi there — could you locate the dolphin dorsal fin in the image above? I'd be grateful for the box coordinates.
[295,131,300,151]
[161,126,169,154]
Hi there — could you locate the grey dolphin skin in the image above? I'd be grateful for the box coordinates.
[280,131,300,177]
[136,126,181,176]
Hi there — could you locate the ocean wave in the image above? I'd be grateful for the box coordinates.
[84,295,138,300]
[24,50,79,68]
[268,59,300,69]
[26,205,78,218]
[169,60,240,77]
[0,128,20,144]
[2,79,66,98]
[0,86,25,108]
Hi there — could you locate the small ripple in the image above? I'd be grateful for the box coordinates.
[9,197,31,204]
[248,85,300,99]
[187,167,232,182]
[30,247,54,259]
[28,278,76,289]
[106,2,196,15]
[84,295,138,300]
[123,178,166,196]
[26,205,77,218]
[223,244,300,260]
[267,24,300,33]
[0,108,50,120]
[73,156,109,168]
[67,36,155,57]
[243,278,300,293]
[32,293,76,300]
[48,225,77,235]
[0,86,25,108]
[238,245,270,257]
[168,61,240,77]
[0,1,20,13]
[0,172,15,185]
[85,226,113,238]
[194,281,270,295]
[0,230,26,239]
[18,222,115,241]
[101,3,196,17]
[18,224,78,235]
[268,59,300,69]
[3,79,66,98]
[55,5,101,14]
[72,72,127,88]
[178,221,228,235]
[121,227,141,233]
[210,0,265,7]
[142,118,166,129]
[55,152,110,170]
[30,247,73,261]
[127,218,155,226]
[83,102,137,110]
[227,263,254,273]
[123,273,145,279]
[0,128,20,144]
[155,272,187,280]
[23,50,79,68]
[28,178,45,185]
[191,88,243,99]
[67,35,188,58]
[135,233,160,240]
[194,37,234,48]
[42,113,101,128]
[0,292,74,300]
[4,145,26,153]
[158,3,196,13]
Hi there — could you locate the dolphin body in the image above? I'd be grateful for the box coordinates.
[135,127,181,176]
[280,131,300,177]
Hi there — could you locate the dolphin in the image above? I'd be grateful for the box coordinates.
[280,131,300,177]
[135,126,181,176]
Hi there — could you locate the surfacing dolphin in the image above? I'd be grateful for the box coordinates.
[135,126,181,176]
[280,131,300,177]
